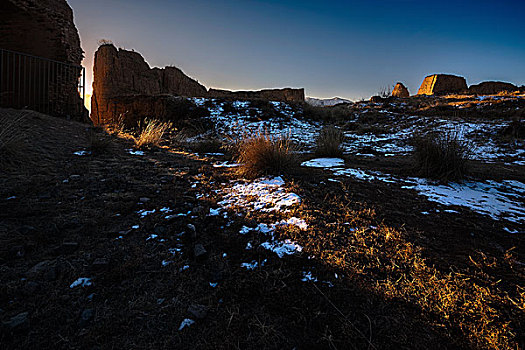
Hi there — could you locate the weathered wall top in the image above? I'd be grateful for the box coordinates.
[208,88,305,103]
[468,81,518,95]
[0,0,83,65]
[0,0,88,121]
[417,74,468,95]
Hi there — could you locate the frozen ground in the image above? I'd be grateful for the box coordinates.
[303,158,525,225]
[190,98,524,165]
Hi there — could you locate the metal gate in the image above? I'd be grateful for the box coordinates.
[0,48,86,118]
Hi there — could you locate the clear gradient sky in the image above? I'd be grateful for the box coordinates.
[69,0,525,101]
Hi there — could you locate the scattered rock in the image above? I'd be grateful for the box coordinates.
[187,224,197,240]
[187,304,207,320]
[60,241,79,254]
[193,244,207,259]
[69,175,81,181]
[154,226,167,235]
[24,281,40,294]
[9,245,25,258]
[19,225,37,235]
[79,309,94,328]
[3,312,29,331]
[91,258,109,271]
[139,197,151,203]
[26,260,56,281]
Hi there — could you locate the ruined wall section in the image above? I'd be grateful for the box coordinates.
[91,45,305,125]
[208,88,305,103]
[0,0,87,121]
[417,74,468,95]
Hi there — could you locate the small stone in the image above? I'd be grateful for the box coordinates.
[186,224,197,240]
[10,245,25,258]
[139,197,151,203]
[60,241,79,254]
[69,175,81,180]
[194,244,207,259]
[3,312,29,331]
[79,309,94,328]
[25,281,40,294]
[154,226,167,235]
[19,225,37,235]
[92,258,109,271]
[27,260,56,281]
[187,304,207,320]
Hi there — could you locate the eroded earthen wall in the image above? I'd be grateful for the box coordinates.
[91,45,305,125]
[0,0,87,121]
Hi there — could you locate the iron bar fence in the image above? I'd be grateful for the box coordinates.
[0,48,86,119]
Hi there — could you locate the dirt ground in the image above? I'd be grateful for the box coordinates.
[0,107,524,349]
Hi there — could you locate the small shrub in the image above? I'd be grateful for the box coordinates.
[189,137,224,154]
[500,119,524,140]
[232,130,299,178]
[315,126,345,157]
[134,119,172,149]
[411,131,471,182]
[378,85,393,98]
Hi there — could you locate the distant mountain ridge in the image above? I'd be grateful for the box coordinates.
[305,97,352,107]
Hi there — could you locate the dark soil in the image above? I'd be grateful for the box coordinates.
[0,108,523,349]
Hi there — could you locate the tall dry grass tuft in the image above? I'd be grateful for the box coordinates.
[134,119,172,149]
[232,130,299,178]
[411,131,471,182]
[0,110,28,167]
[315,126,345,157]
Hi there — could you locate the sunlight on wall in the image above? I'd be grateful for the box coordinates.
[85,94,91,112]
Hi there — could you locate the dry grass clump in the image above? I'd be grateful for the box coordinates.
[411,131,471,182]
[0,110,28,167]
[134,119,172,149]
[232,130,299,178]
[295,186,523,349]
[315,125,345,157]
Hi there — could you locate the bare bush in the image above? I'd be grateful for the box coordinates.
[232,130,299,178]
[315,126,345,157]
[134,119,172,149]
[411,131,471,182]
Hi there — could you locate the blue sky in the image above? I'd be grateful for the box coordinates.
[69,0,525,100]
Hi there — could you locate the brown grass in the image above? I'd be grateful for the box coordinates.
[232,130,299,178]
[134,119,172,149]
[411,131,471,182]
[315,125,345,157]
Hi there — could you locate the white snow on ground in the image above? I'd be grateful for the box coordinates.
[213,161,240,168]
[178,318,195,331]
[127,149,145,156]
[241,259,266,270]
[188,97,524,164]
[402,179,525,224]
[301,271,318,282]
[70,277,92,288]
[260,239,303,258]
[275,217,309,230]
[301,158,344,168]
[218,176,301,212]
[216,176,306,258]
[304,161,525,224]
[73,150,91,156]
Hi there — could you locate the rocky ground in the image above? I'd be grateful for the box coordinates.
[0,98,524,349]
